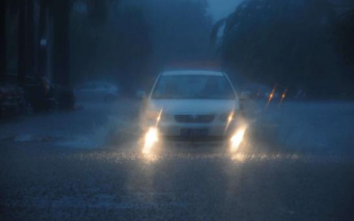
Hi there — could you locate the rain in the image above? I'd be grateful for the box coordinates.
[1,0,354,220]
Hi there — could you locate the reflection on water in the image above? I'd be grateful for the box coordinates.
[72,149,352,165]
[142,151,159,163]
[231,153,247,162]
[142,127,160,163]
[142,127,159,155]
[230,126,247,153]
[230,153,300,162]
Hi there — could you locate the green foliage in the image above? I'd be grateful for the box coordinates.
[70,0,213,92]
[335,7,354,66]
[217,0,351,97]
[70,0,152,91]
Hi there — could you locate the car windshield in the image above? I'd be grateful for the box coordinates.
[152,75,235,100]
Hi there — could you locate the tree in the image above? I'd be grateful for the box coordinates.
[50,0,71,86]
[0,0,5,82]
[15,0,35,86]
[17,0,26,86]
[70,0,152,92]
[333,3,354,94]
[335,6,354,68]
[37,0,48,77]
[70,0,212,92]
[116,5,152,93]
[213,0,346,97]
[26,0,35,77]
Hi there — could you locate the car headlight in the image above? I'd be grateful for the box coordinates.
[219,111,235,122]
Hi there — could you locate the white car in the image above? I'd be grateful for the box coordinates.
[140,70,247,151]
[75,82,119,102]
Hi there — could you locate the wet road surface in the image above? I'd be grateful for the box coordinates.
[1,100,354,220]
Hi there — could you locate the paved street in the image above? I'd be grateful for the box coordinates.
[1,100,354,220]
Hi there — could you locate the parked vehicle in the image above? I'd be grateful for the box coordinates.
[74,81,119,102]
[23,76,75,112]
[0,85,25,120]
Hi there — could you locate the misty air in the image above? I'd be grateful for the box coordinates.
[1,0,354,220]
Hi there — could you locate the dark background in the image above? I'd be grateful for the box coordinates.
[1,0,353,96]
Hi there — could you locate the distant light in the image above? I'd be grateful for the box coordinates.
[279,89,288,106]
[40,39,47,46]
[266,85,277,107]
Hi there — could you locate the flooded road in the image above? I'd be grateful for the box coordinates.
[1,100,354,220]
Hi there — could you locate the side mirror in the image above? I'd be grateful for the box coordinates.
[136,90,146,99]
[240,91,251,101]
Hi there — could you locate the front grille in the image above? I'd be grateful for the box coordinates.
[174,114,215,123]
[164,135,226,142]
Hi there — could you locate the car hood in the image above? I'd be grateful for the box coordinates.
[148,99,239,114]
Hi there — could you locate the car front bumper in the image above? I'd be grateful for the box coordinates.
[143,119,242,141]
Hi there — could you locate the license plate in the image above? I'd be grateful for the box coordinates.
[180,128,209,137]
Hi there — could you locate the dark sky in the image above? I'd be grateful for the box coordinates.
[207,0,243,21]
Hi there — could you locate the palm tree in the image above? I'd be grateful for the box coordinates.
[49,0,113,86]
[0,0,5,82]
[37,0,48,78]
[211,0,338,96]
[336,4,354,67]
[17,0,27,86]
[49,0,71,86]
[0,0,22,82]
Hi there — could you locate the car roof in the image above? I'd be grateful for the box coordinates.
[161,70,224,76]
